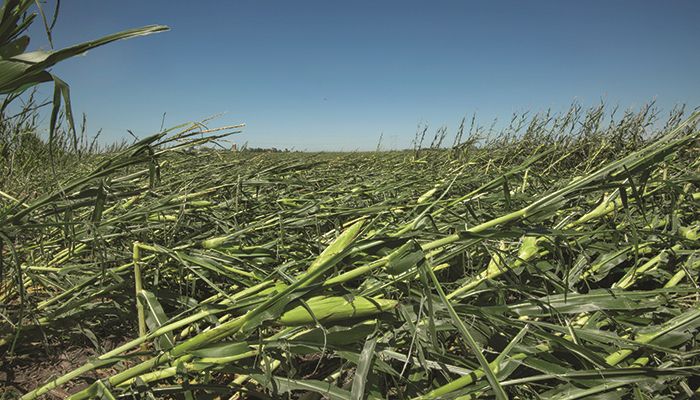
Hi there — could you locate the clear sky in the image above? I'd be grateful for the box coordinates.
[30,1,700,150]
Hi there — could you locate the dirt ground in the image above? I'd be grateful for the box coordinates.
[1,335,128,399]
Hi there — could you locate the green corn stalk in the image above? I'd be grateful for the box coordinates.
[24,219,366,400]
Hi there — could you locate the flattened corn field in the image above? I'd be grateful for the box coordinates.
[2,109,700,399]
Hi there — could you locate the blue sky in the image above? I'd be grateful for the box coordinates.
[30,1,700,150]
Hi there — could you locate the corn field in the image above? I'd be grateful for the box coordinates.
[0,103,698,399]
[1,1,700,399]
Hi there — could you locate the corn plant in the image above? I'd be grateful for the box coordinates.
[0,101,697,399]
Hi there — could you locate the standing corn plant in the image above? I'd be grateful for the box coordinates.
[0,0,168,380]
[0,0,167,153]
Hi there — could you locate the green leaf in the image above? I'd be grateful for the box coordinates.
[386,239,425,275]
[189,342,251,359]
[137,290,174,350]
[251,375,352,400]
[351,335,378,400]
[0,34,29,58]
[422,262,509,400]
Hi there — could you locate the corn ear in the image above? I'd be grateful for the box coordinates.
[279,295,397,326]
[417,187,438,204]
[305,218,365,275]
